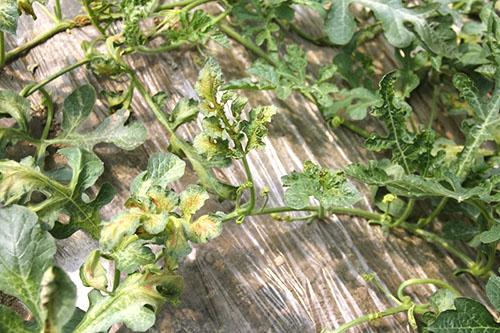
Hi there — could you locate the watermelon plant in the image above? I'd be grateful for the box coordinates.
[0,0,498,332]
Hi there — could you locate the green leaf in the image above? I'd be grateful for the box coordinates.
[428,298,500,332]
[54,86,146,150]
[39,266,77,333]
[73,271,183,333]
[0,205,56,323]
[53,109,147,151]
[453,73,500,179]
[0,148,112,238]
[326,87,379,120]
[486,275,500,311]
[478,224,500,244]
[131,153,186,197]
[0,0,18,34]
[80,250,108,291]
[282,161,361,209]
[0,305,32,333]
[325,0,437,48]
[62,85,97,134]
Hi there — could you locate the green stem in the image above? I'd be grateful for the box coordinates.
[35,88,54,164]
[82,0,106,35]
[20,58,91,97]
[218,23,278,66]
[241,155,256,213]
[54,0,63,21]
[396,278,460,301]
[326,303,415,333]
[335,118,371,139]
[391,198,415,227]
[0,31,5,68]
[157,0,208,10]
[400,222,477,272]
[136,41,186,54]
[418,197,448,227]
[3,19,90,67]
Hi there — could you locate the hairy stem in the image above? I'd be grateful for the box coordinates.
[396,278,460,301]
[0,32,5,68]
[3,19,90,68]
[325,303,417,333]
[20,58,91,97]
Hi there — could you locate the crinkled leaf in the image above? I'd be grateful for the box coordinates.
[430,289,458,315]
[111,235,155,274]
[0,205,56,323]
[188,214,222,243]
[283,161,361,209]
[73,271,183,333]
[0,0,18,34]
[165,217,192,259]
[169,98,199,130]
[478,224,500,244]
[428,298,500,332]
[56,85,146,150]
[179,185,209,218]
[453,73,500,179]
[100,210,142,251]
[80,250,108,291]
[242,106,276,151]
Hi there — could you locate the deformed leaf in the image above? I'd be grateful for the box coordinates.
[282,161,361,209]
[62,85,97,134]
[111,235,155,274]
[188,214,222,243]
[40,266,77,333]
[179,185,209,217]
[73,271,183,333]
[80,250,108,291]
[242,106,277,151]
[0,0,18,34]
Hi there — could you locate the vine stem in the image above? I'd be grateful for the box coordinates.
[3,18,91,68]
[241,155,256,213]
[20,58,91,97]
[324,303,425,333]
[396,278,460,301]
[0,31,5,68]
[157,0,209,10]
[400,222,478,273]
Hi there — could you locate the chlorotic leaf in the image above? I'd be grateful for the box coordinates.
[80,250,108,291]
[40,266,77,333]
[0,305,32,333]
[73,272,183,333]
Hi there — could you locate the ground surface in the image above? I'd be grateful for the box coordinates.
[0,1,489,332]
